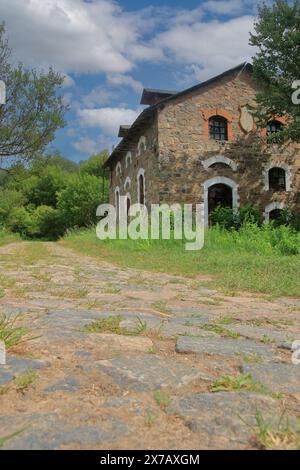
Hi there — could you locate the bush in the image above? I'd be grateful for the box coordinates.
[210,206,240,230]
[22,166,68,208]
[32,205,64,239]
[239,204,261,226]
[211,204,263,230]
[268,225,299,256]
[0,189,25,226]
[7,207,35,237]
[57,174,102,229]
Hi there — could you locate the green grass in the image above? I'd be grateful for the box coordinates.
[200,323,240,338]
[210,373,281,398]
[61,225,300,297]
[83,315,125,334]
[0,313,35,350]
[15,370,38,393]
[154,390,171,409]
[0,428,27,448]
[0,230,20,247]
[244,409,300,450]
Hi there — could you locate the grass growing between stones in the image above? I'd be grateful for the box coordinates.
[250,410,300,450]
[83,316,125,335]
[238,353,263,364]
[0,428,27,448]
[200,323,240,339]
[15,370,38,393]
[154,390,171,409]
[0,313,35,350]
[61,225,300,297]
[210,373,281,398]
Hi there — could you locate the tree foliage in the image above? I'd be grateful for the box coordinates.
[0,24,67,165]
[0,153,109,239]
[250,0,300,141]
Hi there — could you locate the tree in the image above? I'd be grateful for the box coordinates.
[57,174,102,228]
[79,151,109,202]
[250,0,300,141]
[0,24,67,167]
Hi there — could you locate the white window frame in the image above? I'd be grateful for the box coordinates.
[202,176,239,226]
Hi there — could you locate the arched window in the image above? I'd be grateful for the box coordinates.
[125,152,132,168]
[139,174,145,205]
[269,167,286,191]
[115,162,122,177]
[137,136,147,156]
[209,116,228,141]
[126,195,131,217]
[266,120,283,143]
[115,187,120,221]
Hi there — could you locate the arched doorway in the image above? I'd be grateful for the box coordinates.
[208,183,233,221]
[203,177,239,226]
[269,208,283,223]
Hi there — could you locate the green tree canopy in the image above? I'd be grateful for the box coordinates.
[0,24,68,167]
[250,0,300,141]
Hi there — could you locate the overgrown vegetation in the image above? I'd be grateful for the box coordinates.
[0,151,109,240]
[249,410,300,450]
[0,230,20,246]
[62,223,300,297]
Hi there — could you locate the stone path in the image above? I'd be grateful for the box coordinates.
[0,241,299,450]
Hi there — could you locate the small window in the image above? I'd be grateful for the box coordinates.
[209,116,228,141]
[269,167,286,191]
[139,174,145,205]
[115,190,120,219]
[266,120,283,143]
[126,196,131,217]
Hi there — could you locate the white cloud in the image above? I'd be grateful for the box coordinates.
[153,15,255,81]
[0,0,257,90]
[77,107,140,135]
[203,0,245,15]
[81,87,117,108]
[0,0,139,74]
[107,74,143,94]
[62,74,75,88]
[73,136,100,154]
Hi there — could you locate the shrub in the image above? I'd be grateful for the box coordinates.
[210,206,239,230]
[57,174,102,229]
[32,205,64,239]
[268,225,299,256]
[22,166,68,208]
[7,207,35,237]
[239,204,261,226]
[211,204,261,230]
[0,189,25,226]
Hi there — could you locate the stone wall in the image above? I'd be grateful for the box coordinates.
[109,68,300,220]
[156,69,300,217]
[109,114,160,210]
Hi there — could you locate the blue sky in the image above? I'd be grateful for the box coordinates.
[0,0,260,162]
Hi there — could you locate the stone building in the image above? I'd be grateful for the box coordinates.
[105,63,300,225]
